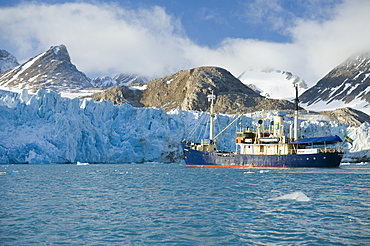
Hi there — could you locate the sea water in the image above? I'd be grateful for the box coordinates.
[1,163,369,245]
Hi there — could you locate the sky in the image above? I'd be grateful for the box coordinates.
[0,0,370,87]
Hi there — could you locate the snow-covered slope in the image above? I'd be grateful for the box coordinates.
[0,49,19,73]
[91,74,148,88]
[237,68,307,99]
[0,89,368,164]
[0,45,93,92]
[300,52,370,115]
[0,44,148,95]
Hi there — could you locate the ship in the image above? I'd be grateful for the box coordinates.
[182,86,344,168]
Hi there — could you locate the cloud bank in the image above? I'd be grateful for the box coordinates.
[0,0,369,85]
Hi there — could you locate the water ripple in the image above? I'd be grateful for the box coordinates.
[1,163,369,245]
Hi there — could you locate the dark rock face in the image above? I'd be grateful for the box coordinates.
[0,49,19,73]
[300,52,370,106]
[88,66,296,113]
[0,45,93,92]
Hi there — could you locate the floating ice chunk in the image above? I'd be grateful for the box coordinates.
[356,162,369,165]
[269,191,310,201]
[76,162,89,165]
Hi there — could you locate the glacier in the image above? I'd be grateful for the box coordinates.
[0,89,369,164]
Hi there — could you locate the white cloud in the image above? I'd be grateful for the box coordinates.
[289,0,370,80]
[0,0,369,86]
[244,0,289,31]
[0,2,194,77]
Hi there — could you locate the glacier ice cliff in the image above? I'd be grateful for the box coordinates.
[0,89,185,164]
[0,89,369,164]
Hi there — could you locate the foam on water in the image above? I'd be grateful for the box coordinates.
[259,170,270,173]
[269,191,311,201]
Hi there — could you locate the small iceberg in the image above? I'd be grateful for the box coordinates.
[269,191,310,202]
[76,162,89,165]
[259,170,270,173]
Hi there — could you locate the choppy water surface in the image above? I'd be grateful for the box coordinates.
[1,163,369,245]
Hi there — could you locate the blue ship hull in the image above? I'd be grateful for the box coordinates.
[183,147,343,168]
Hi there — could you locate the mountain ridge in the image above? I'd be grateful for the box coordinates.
[0,45,93,92]
[0,49,19,74]
[91,74,148,88]
[0,45,148,92]
[320,107,370,127]
[87,66,298,114]
[300,52,370,115]
[1,44,369,117]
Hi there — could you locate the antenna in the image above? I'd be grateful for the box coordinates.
[207,91,216,141]
[294,83,299,141]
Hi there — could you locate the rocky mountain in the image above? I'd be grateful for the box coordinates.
[0,45,149,93]
[0,45,93,92]
[88,85,144,107]
[0,49,19,73]
[2,44,369,118]
[320,107,370,127]
[87,66,297,114]
[238,67,307,99]
[91,74,148,89]
[300,52,370,115]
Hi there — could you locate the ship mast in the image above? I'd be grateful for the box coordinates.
[294,84,299,141]
[207,92,216,142]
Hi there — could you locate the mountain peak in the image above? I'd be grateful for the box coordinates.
[300,51,370,115]
[0,49,19,73]
[49,45,71,62]
[348,51,370,61]
[140,66,263,112]
[320,107,370,127]
[88,66,297,114]
[0,44,92,92]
